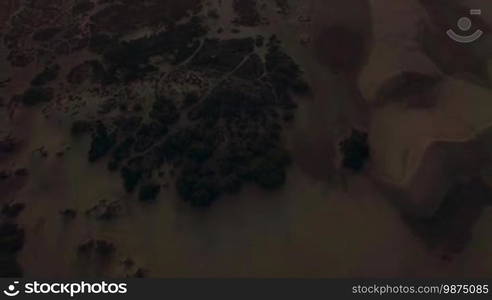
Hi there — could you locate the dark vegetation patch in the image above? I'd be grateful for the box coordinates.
[60,209,77,219]
[71,120,93,136]
[275,0,290,14]
[88,122,116,162]
[28,3,309,207]
[1,203,25,218]
[0,223,24,254]
[0,223,24,277]
[233,0,262,26]
[77,239,115,258]
[189,38,255,72]
[340,129,370,171]
[5,0,202,68]
[0,136,19,158]
[149,97,180,126]
[97,98,118,115]
[90,0,203,35]
[85,199,122,220]
[122,36,306,206]
[5,0,93,66]
[21,87,54,106]
[72,0,95,15]
[67,60,108,85]
[75,33,309,206]
[97,17,207,82]
[32,27,63,42]
[31,64,60,86]
[235,54,265,80]
[265,36,310,94]
[139,184,161,202]
[121,165,143,193]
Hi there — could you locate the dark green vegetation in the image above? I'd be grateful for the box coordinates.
[275,0,290,14]
[72,0,95,15]
[32,27,63,42]
[67,14,310,206]
[0,222,24,277]
[189,38,255,72]
[20,87,54,106]
[139,184,161,202]
[98,17,207,82]
[1,203,25,218]
[5,0,309,205]
[31,64,60,86]
[17,1,310,207]
[340,129,370,171]
[233,0,262,26]
[85,200,122,220]
[77,239,115,258]
[90,0,202,35]
[67,60,108,85]
[88,122,117,163]
[71,120,92,136]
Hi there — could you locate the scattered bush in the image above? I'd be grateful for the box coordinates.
[21,87,54,105]
[31,64,60,86]
[138,184,161,202]
[340,130,370,171]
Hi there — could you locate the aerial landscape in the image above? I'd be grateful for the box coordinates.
[1,0,492,278]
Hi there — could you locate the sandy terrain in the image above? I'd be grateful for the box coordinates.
[2,0,492,278]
